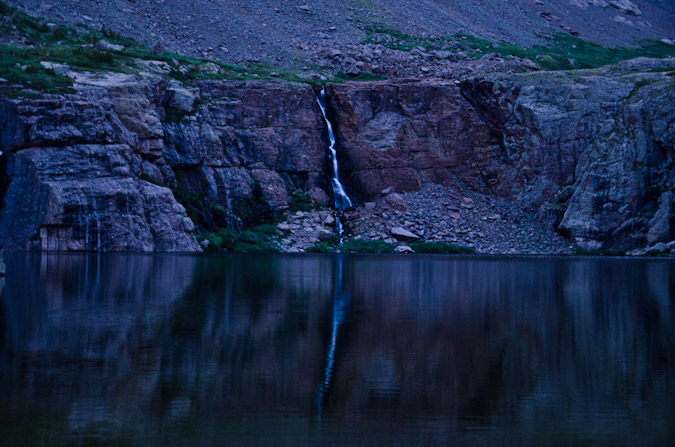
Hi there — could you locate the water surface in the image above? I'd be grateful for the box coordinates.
[1,254,674,446]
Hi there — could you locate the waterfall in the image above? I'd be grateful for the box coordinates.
[316,87,352,239]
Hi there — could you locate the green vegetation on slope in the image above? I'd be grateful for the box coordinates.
[364,22,675,71]
[0,0,377,95]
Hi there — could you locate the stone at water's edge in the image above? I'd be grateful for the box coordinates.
[0,252,5,276]
[0,58,672,252]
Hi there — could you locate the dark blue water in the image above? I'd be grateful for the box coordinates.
[1,254,674,446]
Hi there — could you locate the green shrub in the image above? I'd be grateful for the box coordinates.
[288,190,316,212]
[306,236,340,253]
[172,185,231,232]
[198,224,279,253]
[0,46,75,93]
[408,241,475,254]
[339,239,395,254]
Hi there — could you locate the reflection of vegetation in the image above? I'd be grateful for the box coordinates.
[197,225,279,252]
[409,241,475,254]
[363,21,675,70]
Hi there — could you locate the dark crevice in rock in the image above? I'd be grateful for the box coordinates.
[0,154,9,215]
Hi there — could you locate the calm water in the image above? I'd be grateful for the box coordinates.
[0,254,674,446]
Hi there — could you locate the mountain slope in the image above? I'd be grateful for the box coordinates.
[7,0,675,70]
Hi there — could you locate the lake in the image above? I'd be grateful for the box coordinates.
[1,254,673,446]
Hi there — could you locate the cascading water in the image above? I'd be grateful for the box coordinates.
[316,87,352,240]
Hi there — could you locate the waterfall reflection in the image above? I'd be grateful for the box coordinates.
[315,254,350,420]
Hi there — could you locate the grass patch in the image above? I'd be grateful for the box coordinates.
[408,241,475,254]
[0,46,75,93]
[307,238,396,254]
[339,238,396,254]
[645,249,673,257]
[307,238,475,254]
[487,34,675,70]
[306,235,340,253]
[0,0,375,93]
[197,224,279,252]
[288,190,318,213]
[363,23,434,51]
[362,20,675,71]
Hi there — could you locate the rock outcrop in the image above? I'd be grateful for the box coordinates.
[328,58,675,250]
[0,78,200,251]
[0,75,330,251]
[0,58,673,252]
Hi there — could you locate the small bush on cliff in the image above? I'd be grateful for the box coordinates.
[198,224,279,253]
[409,241,475,254]
[288,191,317,212]
[339,239,396,254]
[0,47,74,93]
[306,236,341,253]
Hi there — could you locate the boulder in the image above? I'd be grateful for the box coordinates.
[608,0,641,16]
[393,245,415,254]
[390,227,420,242]
[95,40,125,51]
[0,252,5,277]
[166,85,197,113]
[383,193,408,211]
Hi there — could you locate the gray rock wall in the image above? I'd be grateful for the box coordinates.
[328,58,675,250]
[0,58,672,252]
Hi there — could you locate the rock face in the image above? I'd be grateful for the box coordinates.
[0,77,329,252]
[328,58,675,250]
[0,58,673,252]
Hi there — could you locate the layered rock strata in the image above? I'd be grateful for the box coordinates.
[0,58,673,252]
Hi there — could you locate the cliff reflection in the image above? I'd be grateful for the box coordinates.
[0,254,673,446]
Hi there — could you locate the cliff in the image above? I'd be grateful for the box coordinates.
[0,58,673,252]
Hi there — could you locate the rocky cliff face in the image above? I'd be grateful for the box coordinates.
[0,58,673,252]
[328,58,675,250]
[0,74,331,251]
